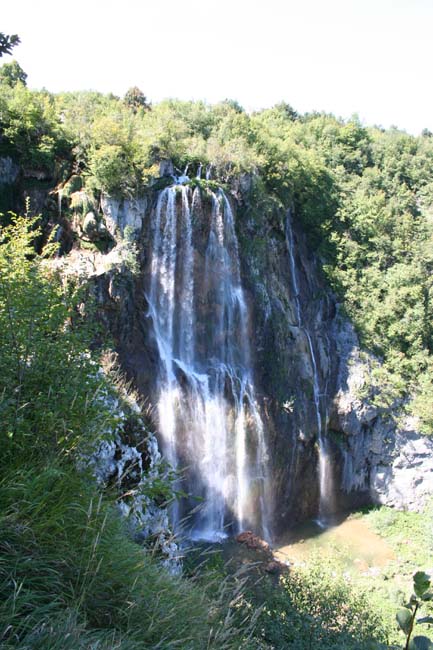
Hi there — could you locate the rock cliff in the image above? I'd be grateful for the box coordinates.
[87,177,433,535]
[4,158,432,535]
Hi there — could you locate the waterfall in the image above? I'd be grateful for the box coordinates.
[58,188,63,218]
[285,211,335,526]
[146,184,271,541]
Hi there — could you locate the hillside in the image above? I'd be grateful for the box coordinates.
[1,64,433,649]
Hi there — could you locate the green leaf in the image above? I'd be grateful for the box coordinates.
[408,636,433,650]
[414,572,432,598]
[397,607,413,634]
[422,592,433,602]
[418,617,433,625]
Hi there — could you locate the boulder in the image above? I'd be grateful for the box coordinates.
[236,531,270,552]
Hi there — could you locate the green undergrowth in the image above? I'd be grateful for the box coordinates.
[361,505,433,646]
[260,506,433,648]
[185,538,392,649]
[365,503,433,570]
[361,504,433,637]
[0,464,257,649]
[254,565,390,649]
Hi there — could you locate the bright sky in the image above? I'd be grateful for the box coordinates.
[2,0,433,134]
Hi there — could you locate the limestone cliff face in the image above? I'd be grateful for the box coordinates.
[54,176,433,532]
[236,190,433,526]
[0,156,19,185]
[331,319,433,512]
[0,155,58,219]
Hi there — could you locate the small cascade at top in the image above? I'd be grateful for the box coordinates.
[285,211,335,526]
[146,184,271,541]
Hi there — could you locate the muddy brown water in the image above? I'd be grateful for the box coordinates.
[274,516,395,574]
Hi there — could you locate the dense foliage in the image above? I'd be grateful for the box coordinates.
[1,70,432,429]
[0,215,101,464]
[1,56,433,647]
[254,563,389,649]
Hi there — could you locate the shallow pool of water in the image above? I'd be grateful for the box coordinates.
[274,515,395,574]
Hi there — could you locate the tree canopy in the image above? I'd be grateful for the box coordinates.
[0,59,27,86]
[0,32,20,57]
[1,82,433,430]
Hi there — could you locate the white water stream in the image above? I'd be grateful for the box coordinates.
[146,185,271,541]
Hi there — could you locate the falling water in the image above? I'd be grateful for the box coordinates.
[285,211,335,526]
[57,188,63,218]
[146,184,271,541]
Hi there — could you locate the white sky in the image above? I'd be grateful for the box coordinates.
[2,0,433,134]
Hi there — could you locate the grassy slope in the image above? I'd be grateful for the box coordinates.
[0,463,260,649]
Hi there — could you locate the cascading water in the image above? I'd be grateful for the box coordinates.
[285,211,335,526]
[57,188,63,217]
[146,183,271,541]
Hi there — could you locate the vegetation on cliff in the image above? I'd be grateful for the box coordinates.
[1,58,433,648]
[1,71,432,431]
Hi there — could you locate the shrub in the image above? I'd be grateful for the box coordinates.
[253,561,389,649]
[0,214,104,465]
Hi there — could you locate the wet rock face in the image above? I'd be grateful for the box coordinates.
[234,191,433,524]
[236,203,338,531]
[0,156,19,185]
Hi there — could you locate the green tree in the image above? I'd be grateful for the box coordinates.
[273,101,298,120]
[219,98,245,114]
[0,214,103,464]
[0,32,20,57]
[124,85,150,112]
[0,59,27,86]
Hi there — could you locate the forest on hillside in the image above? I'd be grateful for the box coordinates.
[1,59,433,434]
[1,44,433,650]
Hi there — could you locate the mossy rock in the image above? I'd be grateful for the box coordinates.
[63,174,83,197]
[70,190,95,214]
[83,211,99,238]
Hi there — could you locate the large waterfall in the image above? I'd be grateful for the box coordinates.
[285,212,336,525]
[146,184,271,541]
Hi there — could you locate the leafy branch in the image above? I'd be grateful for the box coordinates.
[396,571,433,650]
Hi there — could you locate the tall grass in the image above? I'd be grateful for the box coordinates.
[0,463,256,649]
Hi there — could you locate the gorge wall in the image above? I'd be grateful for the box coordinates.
[90,173,433,539]
[2,157,432,539]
